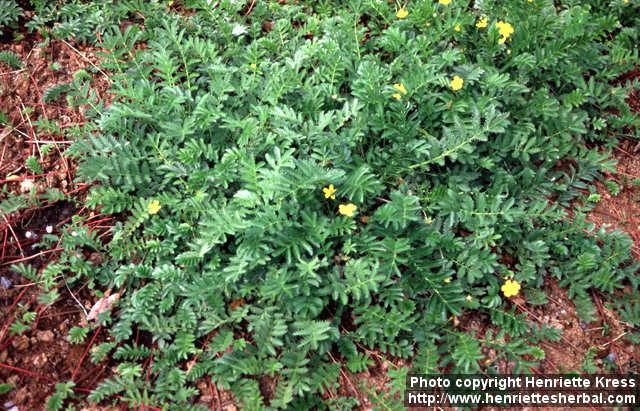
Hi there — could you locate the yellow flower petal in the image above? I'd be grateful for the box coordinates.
[393,83,407,94]
[454,24,461,32]
[501,279,521,298]
[322,184,337,200]
[147,200,161,215]
[396,7,409,19]
[450,75,464,91]
[496,21,514,44]
[338,203,357,217]
[439,0,451,4]
[392,93,402,100]
[476,16,488,29]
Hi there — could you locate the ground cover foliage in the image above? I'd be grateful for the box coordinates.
[4,0,640,409]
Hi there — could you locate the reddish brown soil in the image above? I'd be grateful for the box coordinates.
[588,142,640,258]
[0,33,114,410]
[0,33,110,263]
[0,286,115,410]
[529,280,636,374]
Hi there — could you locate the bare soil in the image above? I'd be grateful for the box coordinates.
[0,32,113,410]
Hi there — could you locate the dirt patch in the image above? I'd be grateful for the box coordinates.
[195,378,237,410]
[0,283,114,410]
[0,31,114,410]
[0,32,111,262]
[587,141,640,259]
[526,279,637,374]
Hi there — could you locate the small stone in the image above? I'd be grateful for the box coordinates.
[231,25,247,36]
[19,179,34,193]
[14,387,28,404]
[12,336,29,351]
[32,352,48,368]
[261,21,274,32]
[46,225,53,234]
[607,352,617,362]
[0,276,11,289]
[37,330,54,342]
[89,252,103,265]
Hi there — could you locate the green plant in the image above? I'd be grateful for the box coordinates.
[0,50,22,69]
[0,110,9,125]
[0,383,13,395]
[604,179,621,196]
[581,346,599,374]
[13,0,640,408]
[9,306,37,336]
[0,0,22,35]
[46,381,76,411]
[25,0,150,44]
[43,83,72,103]
[25,155,43,174]
[68,325,89,343]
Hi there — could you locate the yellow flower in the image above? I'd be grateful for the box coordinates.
[439,0,451,4]
[396,7,409,19]
[466,294,473,302]
[393,83,407,95]
[496,21,514,44]
[392,93,402,100]
[476,16,488,28]
[323,184,337,200]
[444,277,451,284]
[450,75,464,91]
[501,279,521,298]
[454,24,461,32]
[250,63,257,69]
[338,203,357,217]
[147,200,161,215]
